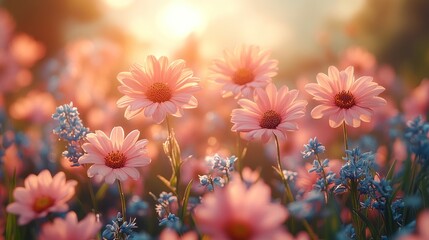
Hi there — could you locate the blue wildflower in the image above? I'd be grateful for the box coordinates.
[159,213,182,231]
[288,191,325,219]
[52,102,89,166]
[391,199,404,226]
[102,212,137,240]
[282,170,298,182]
[302,137,325,159]
[404,116,429,165]
[128,196,149,217]
[199,174,224,192]
[336,224,356,240]
[155,192,178,219]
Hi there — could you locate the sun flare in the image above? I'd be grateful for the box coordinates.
[158,2,204,38]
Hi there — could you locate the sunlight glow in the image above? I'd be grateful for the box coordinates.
[158,2,204,39]
[102,0,134,9]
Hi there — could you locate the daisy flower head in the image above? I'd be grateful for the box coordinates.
[194,174,291,240]
[231,83,307,143]
[116,55,200,124]
[38,211,102,240]
[210,45,278,98]
[6,170,77,225]
[78,126,151,184]
[305,66,386,128]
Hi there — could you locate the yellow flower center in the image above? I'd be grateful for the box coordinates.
[146,82,172,103]
[105,151,127,169]
[232,68,254,85]
[225,220,253,240]
[334,90,356,109]
[260,110,282,129]
[33,196,54,213]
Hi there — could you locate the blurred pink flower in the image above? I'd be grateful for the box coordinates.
[61,39,121,109]
[181,157,210,194]
[79,126,151,184]
[210,45,278,98]
[6,170,77,225]
[159,228,198,240]
[0,50,20,93]
[231,83,307,143]
[399,210,429,240]
[0,8,14,48]
[117,55,200,123]
[305,66,386,128]
[194,174,292,240]
[402,79,429,121]
[9,91,56,123]
[339,47,376,77]
[10,33,45,67]
[38,211,102,240]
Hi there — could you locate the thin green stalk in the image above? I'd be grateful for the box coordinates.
[302,219,319,240]
[315,153,329,202]
[342,122,349,153]
[273,134,294,203]
[343,123,363,239]
[84,164,98,213]
[236,132,243,179]
[166,115,181,205]
[117,180,127,221]
[350,180,364,240]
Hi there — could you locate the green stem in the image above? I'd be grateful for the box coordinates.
[84,164,98,213]
[315,153,329,202]
[342,122,349,153]
[302,219,319,240]
[166,115,181,206]
[236,132,243,179]
[350,180,364,240]
[404,155,420,223]
[273,134,294,203]
[117,180,127,221]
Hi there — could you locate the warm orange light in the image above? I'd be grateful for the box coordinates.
[158,2,204,39]
[102,0,134,9]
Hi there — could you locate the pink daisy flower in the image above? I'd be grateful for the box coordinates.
[305,66,386,128]
[78,126,151,184]
[210,45,278,98]
[194,174,293,240]
[231,83,307,143]
[38,211,102,240]
[116,55,200,124]
[6,170,77,225]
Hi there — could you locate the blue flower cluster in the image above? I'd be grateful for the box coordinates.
[404,116,429,166]
[334,148,375,194]
[52,102,89,166]
[207,154,237,177]
[102,212,138,240]
[288,191,325,219]
[128,195,149,217]
[199,174,224,192]
[199,154,236,191]
[302,137,325,159]
[154,192,182,231]
[302,138,335,192]
[282,170,298,182]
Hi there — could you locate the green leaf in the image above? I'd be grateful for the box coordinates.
[6,169,17,240]
[157,175,177,194]
[386,159,397,181]
[353,209,380,240]
[95,183,109,201]
[180,179,193,222]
